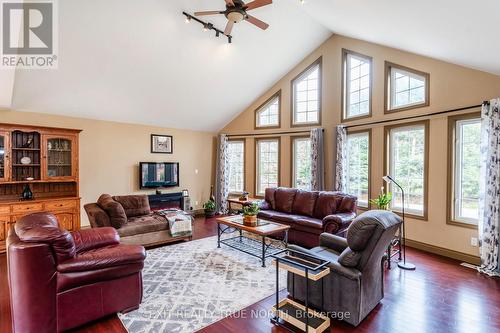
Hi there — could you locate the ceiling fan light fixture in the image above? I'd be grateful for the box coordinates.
[227,11,245,23]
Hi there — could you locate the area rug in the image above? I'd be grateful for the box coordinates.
[119,234,287,333]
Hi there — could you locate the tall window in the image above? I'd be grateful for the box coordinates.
[386,62,429,112]
[292,58,321,126]
[346,131,370,207]
[449,115,481,226]
[256,138,280,196]
[292,137,312,190]
[227,140,245,193]
[342,50,372,121]
[255,91,280,128]
[386,122,428,217]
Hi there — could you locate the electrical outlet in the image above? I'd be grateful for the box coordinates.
[470,237,478,247]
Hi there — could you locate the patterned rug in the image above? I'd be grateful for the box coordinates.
[119,233,287,333]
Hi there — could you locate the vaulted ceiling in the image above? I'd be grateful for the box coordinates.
[6,0,500,131]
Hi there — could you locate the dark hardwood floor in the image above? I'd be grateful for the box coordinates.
[1,217,499,333]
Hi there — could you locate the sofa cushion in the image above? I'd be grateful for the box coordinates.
[258,210,298,224]
[292,190,319,217]
[275,188,297,213]
[295,216,323,230]
[97,194,127,229]
[117,214,168,238]
[336,194,358,213]
[113,195,151,218]
[313,192,343,219]
[264,188,277,210]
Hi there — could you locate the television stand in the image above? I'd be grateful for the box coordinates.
[148,192,184,210]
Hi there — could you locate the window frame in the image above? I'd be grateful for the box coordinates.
[383,120,429,220]
[384,62,430,114]
[254,90,281,129]
[227,138,246,194]
[341,49,373,122]
[346,129,372,209]
[446,112,481,229]
[290,135,312,190]
[290,57,322,127]
[254,137,281,197]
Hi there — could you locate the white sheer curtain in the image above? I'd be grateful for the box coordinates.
[478,99,500,277]
[215,134,229,214]
[310,128,325,191]
[334,125,347,192]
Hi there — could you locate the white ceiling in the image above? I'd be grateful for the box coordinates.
[8,0,500,132]
[10,0,331,131]
[303,0,500,75]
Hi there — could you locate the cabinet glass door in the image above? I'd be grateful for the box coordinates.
[0,132,9,182]
[46,137,74,179]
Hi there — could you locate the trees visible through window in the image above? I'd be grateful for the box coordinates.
[387,122,428,217]
[256,138,279,195]
[452,117,481,224]
[255,92,280,128]
[346,131,370,207]
[227,140,245,193]
[292,59,321,125]
[386,62,429,112]
[343,50,371,120]
[292,137,312,190]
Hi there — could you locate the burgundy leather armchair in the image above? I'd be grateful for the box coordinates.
[7,212,146,333]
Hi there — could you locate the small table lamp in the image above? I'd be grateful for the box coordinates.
[383,175,416,270]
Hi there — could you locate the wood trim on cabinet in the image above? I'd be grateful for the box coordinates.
[0,131,10,182]
[341,49,373,123]
[227,138,247,193]
[384,61,430,114]
[254,136,281,197]
[383,120,429,220]
[290,57,323,128]
[446,111,481,230]
[346,128,372,210]
[254,90,281,130]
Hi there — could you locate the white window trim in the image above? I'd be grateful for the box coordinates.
[343,51,372,120]
[255,138,280,196]
[292,137,312,190]
[346,131,370,208]
[227,140,245,194]
[292,59,321,126]
[453,118,481,225]
[255,92,280,128]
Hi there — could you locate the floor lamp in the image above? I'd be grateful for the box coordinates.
[383,175,416,270]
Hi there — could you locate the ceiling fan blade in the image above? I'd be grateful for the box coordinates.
[194,11,223,16]
[225,0,235,6]
[245,14,269,30]
[245,0,272,11]
[224,20,235,36]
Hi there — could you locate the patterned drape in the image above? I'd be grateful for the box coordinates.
[215,134,229,214]
[478,99,500,277]
[334,125,347,192]
[310,128,325,191]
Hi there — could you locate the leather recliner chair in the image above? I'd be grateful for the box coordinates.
[7,212,146,333]
[287,210,402,326]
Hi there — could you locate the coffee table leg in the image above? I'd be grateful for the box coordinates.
[217,224,221,248]
[262,236,266,267]
[284,229,289,248]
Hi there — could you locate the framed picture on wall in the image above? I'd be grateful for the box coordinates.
[151,134,173,154]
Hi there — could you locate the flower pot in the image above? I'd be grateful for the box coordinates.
[243,215,257,226]
[205,210,216,218]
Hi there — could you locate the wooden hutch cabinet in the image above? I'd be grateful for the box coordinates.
[0,123,81,253]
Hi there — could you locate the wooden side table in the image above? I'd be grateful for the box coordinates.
[227,197,259,213]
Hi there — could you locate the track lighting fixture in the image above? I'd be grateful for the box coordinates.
[182,12,233,44]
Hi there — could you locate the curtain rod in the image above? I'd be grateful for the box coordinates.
[344,104,483,129]
[226,128,323,138]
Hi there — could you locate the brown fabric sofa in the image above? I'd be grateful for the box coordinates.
[84,194,191,247]
[258,187,357,248]
[7,212,145,333]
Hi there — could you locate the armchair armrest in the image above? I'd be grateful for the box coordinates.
[319,233,348,253]
[71,227,120,253]
[322,212,357,234]
[327,261,362,281]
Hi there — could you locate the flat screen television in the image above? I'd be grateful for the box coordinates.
[140,162,179,189]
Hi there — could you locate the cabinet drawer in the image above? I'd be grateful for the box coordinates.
[45,200,77,211]
[0,206,10,215]
[0,217,9,241]
[12,203,44,214]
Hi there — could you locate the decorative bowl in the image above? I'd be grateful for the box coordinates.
[20,156,32,165]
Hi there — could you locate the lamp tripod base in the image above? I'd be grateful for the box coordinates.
[398,262,416,270]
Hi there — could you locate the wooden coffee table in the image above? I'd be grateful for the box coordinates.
[216,215,290,267]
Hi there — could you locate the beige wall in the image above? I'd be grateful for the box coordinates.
[0,110,215,226]
[221,34,500,258]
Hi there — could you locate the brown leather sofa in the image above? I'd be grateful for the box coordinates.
[84,194,191,247]
[7,212,146,333]
[258,187,357,248]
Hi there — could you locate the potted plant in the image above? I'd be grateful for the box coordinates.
[369,187,393,210]
[203,200,216,217]
[242,202,259,226]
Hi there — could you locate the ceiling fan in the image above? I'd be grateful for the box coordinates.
[194,0,272,36]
